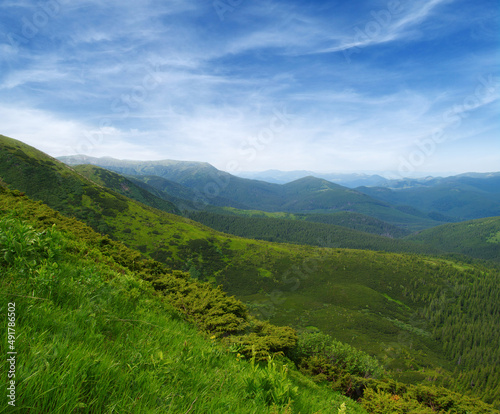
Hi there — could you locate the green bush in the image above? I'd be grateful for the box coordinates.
[359,379,499,414]
[289,332,383,381]
[226,319,298,360]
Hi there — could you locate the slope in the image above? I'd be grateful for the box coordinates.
[3,135,500,408]
[3,186,497,413]
[0,189,363,413]
[405,216,500,262]
[73,164,180,214]
[205,207,412,237]
[186,211,440,255]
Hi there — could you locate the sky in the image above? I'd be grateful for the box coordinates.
[0,0,499,177]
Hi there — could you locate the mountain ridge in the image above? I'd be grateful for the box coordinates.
[59,154,447,230]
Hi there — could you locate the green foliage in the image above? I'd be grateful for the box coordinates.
[148,272,249,337]
[0,213,364,413]
[289,332,383,382]
[407,216,500,262]
[186,211,441,255]
[0,217,62,272]
[359,379,499,414]
[244,353,299,407]
[225,320,298,360]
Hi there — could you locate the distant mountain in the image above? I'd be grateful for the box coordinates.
[236,169,389,187]
[59,156,445,230]
[358,173,500,221]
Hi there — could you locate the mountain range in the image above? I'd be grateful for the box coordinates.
[59,154,500,229]
[2,134,500,412]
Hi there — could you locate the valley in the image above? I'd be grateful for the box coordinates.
[1,134,500,412]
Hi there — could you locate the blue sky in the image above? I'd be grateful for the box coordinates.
[0,0,499,176]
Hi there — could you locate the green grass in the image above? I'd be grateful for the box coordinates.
[0,214,365,414]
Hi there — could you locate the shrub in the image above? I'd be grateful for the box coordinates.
[289,331,383,381]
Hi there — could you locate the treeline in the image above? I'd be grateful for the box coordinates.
[186,211,440,255]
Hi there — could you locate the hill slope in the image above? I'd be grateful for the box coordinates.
[0,188,364,413]
[186,211,441,255]
[4,186,498,413]
[3,135,500,408]
[73,164,180,214]
[205,208,412,238]
[405,216,500,262]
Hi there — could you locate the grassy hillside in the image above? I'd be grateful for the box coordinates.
[3,135,500,409]
[406,217,500,262]
[0,191,364,413]
[1,186,498,413]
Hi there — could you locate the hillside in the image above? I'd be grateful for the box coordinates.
[3,135,500,409]
[302,212,411,238]
[205,207,412,238]
[73,164,181,214]
[59,155,446,230]
[4,186,499,412]
[0,187,364,413]
[406,217,500,262]
[126,174,202,210]
[67,166,418,252]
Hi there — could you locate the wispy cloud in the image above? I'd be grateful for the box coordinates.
[0,0,498,174]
